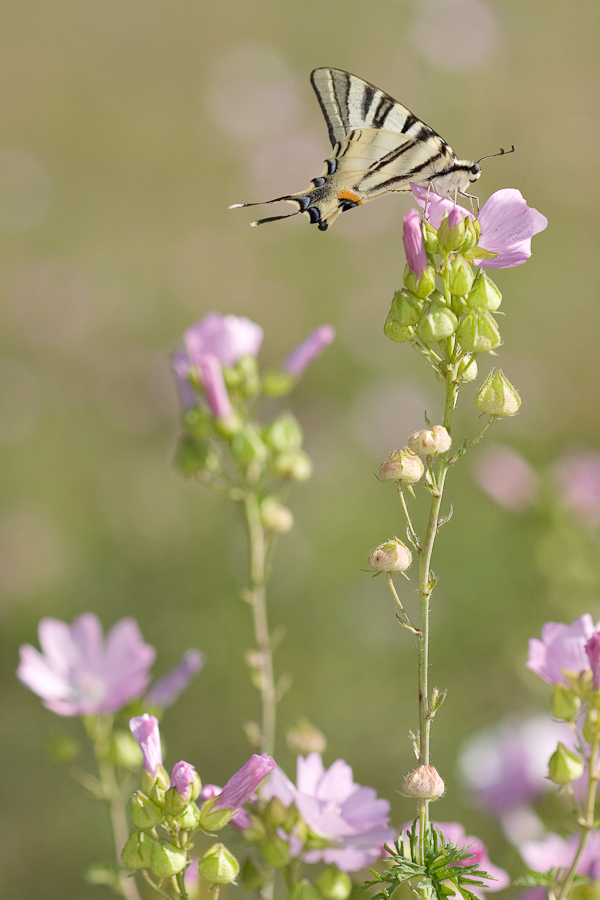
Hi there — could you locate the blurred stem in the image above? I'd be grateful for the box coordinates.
[89,716,143,900]
[557,735,600,900]
[243,493,277,756]
[416,362,458,864]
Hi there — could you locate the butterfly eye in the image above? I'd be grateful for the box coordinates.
[469,163,482,180]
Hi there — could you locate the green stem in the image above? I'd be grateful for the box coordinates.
[90,716,143,900]
[556,737,600,900]
[243,493,277,756]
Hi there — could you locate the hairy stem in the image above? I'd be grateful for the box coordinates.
[243,493,277,756]
[557,737,600,900]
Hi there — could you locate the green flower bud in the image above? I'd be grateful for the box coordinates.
[264,413,303,453]
[108,731,143,770]
[198,796,234,831]
[235,354,260,396]
[316,867,352,900]
[466,270,502,311]
[450,294,469,317]
[132,791,164,830]
[47,733,80,764]
[461,218,479,252]
[175,802,201,830]
[214,413,243,440]
[260,835,291,869]
[273,451,313,481]
[263,370,294,397]
[174,435,219,477]
[457,354,478,382]
[448,257,475,297]
[183,407,213,441]
[456,309,501,352]
[408,425,451,457]
[164,786,189,817]
[548,742,584,784]
[417,301,458,343]
[551,684,581,722]
[403,765,445,800]
[287,878,322,900]
[378,448,424,483]
[240,813,267,844]
[197,843,240,885]
[241,857,270,890]
[474,369,521,416]
[422,221,439,255]
[368,537,412,573]
[383,319,414,344]
[260,498,294,533]
[121,831,154,870]
[388,289,423,326]
[150,840,188,878]
[437,212,465,252]
[264,796,289,828]
[230,426,268,469]
[143,764,170,799]
[404,264,436,299]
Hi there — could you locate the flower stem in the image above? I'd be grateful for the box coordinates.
[243,493,277,756]
[556,736,600,900]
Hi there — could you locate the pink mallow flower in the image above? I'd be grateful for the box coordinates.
[473,445,538,512]
[147,649,204,707]
[17,613,155,716]
[521,831,600,881]
[130,714,162,776]
[554,451,600,528]
[213,753,276,811]
[527,614,600,686]
[403,208,427,278]
[283,325,336,376]
[171,761,197,802]
[411,185,547,268]
[184,312,263,368]
[262,752,395,872]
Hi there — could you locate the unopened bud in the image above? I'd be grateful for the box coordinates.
[175,802,201,830]
[230,426,268,469]
[150,840,188,877]
[408,426,451,457]
[466,270,502,311]
[263,370,294,397]
[121,831,154,870]
[402,765,445,800]
[379,448,424,483]
[260,498,294,533]
[404,264,436,300]
[417,301,458,343]
[175,435,219,477]
[551,685,581,722]
[457,355,478,382]
[316,866,352,900]
[437,211,466,252]
[197,843,240,885]
[388,290,423,326]
[368,538,412,573]
[474,369,521,417]
[456,309,501,353]
[448,257,475,297]
[273,451,313,481]
[383,318,415,344]
[198,796,233,831]
[132,791,164,830]
[263,413,303,453]
[286,718,327,755]
[422,221,439,255]
[260,834,291,868]
[264,797,288,828]
[548,742,584,784]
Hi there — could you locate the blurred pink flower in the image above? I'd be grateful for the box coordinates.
[147,649,204,707]
[403,208,427,278]
[284,325,335,376]
[521,831,600,880]
[473,445,538,511]
[527,614,598,686]
[196,354,233,419]
[554,452,600,527]
[130,713,162,776]
[171,760,197,802]
[17,613,155,716]
[411,186,547,268]
[262,753,394,871]
[586,632,600,689]
[214,753,276,812]
[184,312,263,368]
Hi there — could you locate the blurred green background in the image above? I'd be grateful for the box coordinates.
[1,0,599,896]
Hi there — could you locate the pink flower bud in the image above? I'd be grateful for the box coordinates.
[214,754,277,812]
[197,354,233,420]
[283,325,335,376]
[403,765,445,800]
[130,714,162,777]
[408,425,451,457]
[171,760,198,803]
[585,632,600,689]
[368,538,412,573]
[403,208,427,279]
[378,448,424,483]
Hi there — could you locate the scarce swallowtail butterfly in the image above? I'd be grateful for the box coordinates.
[230,67,513,231]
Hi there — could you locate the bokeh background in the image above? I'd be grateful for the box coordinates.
[2,0,600,896]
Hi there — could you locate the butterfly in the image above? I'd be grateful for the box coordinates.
[230,67,512,231]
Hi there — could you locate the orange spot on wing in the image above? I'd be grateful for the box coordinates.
[338,190,362,205]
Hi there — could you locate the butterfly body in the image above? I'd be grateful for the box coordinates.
[231,67,481,231]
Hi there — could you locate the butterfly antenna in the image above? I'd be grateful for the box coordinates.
[476,145,516,164]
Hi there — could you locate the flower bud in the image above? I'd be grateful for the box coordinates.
[288,879,322,900]
[448,257,475,297]
[437,211,466,252]
[121,831,154,870]
[462,218,479,252]
[466,270,502,311]
[175,802,201,830]
[273,451,313,481]
[368,538,412,573]
[230,426,268,469]
[263,413,303,453]
[260,835,291,869]
[422,221,439,255]
[378,448,424,483]
[260,498,294,533]
[183,406,213,441]
[388,290,423,326]
[408,426,451,457]
[316,866,353,900]
[404,264,436,300]
[417,301,458,343]
[132,791,164,830]
[142,764,170,799]
[402,765,445,800]
[175,435,219,477]
[197,843,240,885]
[383,319,414,344]
[150,840,188,877]
[198,796,234,831]
[235,354,260,396]
[548,742,584,784]
[456,309,501,353]
[474,369,521,416]
[583,708,600,744]
[263,370,294,397]
[457,355,478,382]
[264,796,289,828]
[286,718,327,755]
[551,685,581,722]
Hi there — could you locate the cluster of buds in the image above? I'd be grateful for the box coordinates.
[122,715,276,890]
[172,315,336,521]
